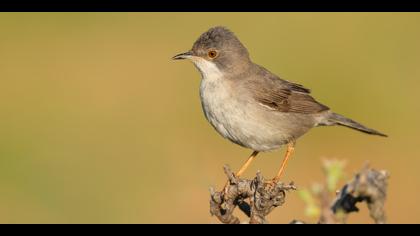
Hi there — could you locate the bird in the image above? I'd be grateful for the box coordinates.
[173,26,387,183]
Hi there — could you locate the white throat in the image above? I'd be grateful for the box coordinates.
[191,57,223,81]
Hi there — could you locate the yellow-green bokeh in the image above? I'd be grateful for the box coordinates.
[0,13,419,223]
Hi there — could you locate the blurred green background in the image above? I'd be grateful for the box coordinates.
[0,13,419,223]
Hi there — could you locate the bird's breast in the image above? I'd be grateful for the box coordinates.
[196,60,296,151]
[199,74,236,141]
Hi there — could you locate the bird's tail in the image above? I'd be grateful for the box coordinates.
[321,112,387,137]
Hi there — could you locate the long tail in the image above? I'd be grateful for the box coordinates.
[322,112,387,137]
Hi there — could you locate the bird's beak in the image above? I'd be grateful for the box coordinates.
[172,51,193,60]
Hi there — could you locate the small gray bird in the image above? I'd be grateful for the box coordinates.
[173,26,386,182]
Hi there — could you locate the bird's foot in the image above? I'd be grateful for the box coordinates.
[264,178,280,189]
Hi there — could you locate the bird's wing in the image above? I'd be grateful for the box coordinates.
[245,68,329,114]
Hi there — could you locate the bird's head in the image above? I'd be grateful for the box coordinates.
[173,26,251,77]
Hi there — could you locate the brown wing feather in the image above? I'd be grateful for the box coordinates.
[287,92,329,113]
[245,69,329,114]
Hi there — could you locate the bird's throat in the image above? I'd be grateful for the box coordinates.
[191,58,224,81]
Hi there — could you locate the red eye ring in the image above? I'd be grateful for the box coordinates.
[208,50,218,59]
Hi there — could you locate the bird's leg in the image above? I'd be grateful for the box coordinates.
[272,141,295,183]
[236,150,259,177]
[223,151,259,192]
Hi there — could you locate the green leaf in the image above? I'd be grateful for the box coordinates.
[322,159,347,192]
[297,188,321,218]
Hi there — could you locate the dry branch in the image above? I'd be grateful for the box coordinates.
[210,163,389,224]
[331,164,389,224]
[209,165,296,224]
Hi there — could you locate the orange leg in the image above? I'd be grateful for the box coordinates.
[273,142,295,182]
[223,151,259,192]
[236,151,259,177]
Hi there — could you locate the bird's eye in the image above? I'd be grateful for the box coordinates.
[208,50,218,59]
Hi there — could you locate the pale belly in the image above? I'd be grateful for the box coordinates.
[199,78,301,152]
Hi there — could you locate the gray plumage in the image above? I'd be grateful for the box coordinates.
[173,26,386,152]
